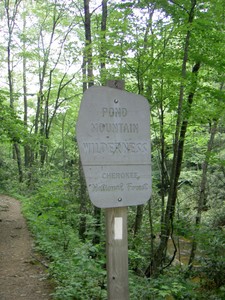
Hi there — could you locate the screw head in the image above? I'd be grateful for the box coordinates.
[114,99,119,103]
[118,197,122,202]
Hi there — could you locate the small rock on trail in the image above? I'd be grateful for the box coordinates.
[0,195,54,300]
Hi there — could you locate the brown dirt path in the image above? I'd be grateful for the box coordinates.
[0,195,54,300]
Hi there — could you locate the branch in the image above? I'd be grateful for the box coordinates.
[162,218,177,270]
[90,4,102,17]
[168,0,189,14]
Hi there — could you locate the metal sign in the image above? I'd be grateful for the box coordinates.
[76,86,151,208]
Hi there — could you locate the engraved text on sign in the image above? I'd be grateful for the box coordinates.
[76,86,151,208]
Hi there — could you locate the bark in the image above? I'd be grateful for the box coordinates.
[100,0,108,84]
[188,119,218,267]
[159,74,170,231]
[83,0,94,87]
[35,29,46,162]
[91,0,108,246]
[159,91,169,230]
[38,17,56,165]
[14,143,23,183]
[5,0,23,182]
[134,205,144,237]
[79,0,95,241]
[92,206,102,245]
[62,112,67,179]
[22,5,31,169]
[82,51,87,92]
[5,0,22,108]
[78,159,87,241]
[137,4,155,95]
[133,4,155,240]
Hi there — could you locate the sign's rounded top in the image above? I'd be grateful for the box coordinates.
[82,85,149,110]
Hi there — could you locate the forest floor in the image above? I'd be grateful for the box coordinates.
[0,194,54,300]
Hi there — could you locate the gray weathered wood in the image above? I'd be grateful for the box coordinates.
[106,206,129,300]
[106,79,125,90]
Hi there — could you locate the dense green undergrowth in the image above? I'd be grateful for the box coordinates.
[20,192,197,299]
[0,181,225,300]
[0,172,224,300]
[18,180,107,299]
[14,189,223,299]
[1,171,224,299]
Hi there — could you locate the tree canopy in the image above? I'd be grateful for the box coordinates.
[0,0,225,299]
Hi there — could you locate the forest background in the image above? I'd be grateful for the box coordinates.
[0,0,225,299]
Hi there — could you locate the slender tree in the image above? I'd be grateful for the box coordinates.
[5,0,23,182]
[78,0,95,240]
[146,0,200,276]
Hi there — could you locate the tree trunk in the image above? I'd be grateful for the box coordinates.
[100,0,108,84]
[78,159,87,241]
[146,1,199,276]
[84,0,94,87]
[78,0,95,241]
[91,0,109,246]
[14,143,23,183]
[133,205,144,237]
[133,4,155,240]
[147,61,201,276]
[22,5,31,169]
[5,0,23,182]
[188,119,218,267]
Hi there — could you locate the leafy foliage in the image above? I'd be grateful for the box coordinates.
[0,91,26,143]
[21,177,107,299]
[1,0,225,299]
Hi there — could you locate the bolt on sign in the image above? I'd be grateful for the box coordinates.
[76,86,151,208]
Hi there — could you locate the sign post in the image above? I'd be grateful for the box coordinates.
[105,206,129,300]
[76,81,151,300]
[105,80,129,300]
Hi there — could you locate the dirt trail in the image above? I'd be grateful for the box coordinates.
[0,195,54,300]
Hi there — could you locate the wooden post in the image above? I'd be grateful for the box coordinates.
[106,207,129,300]
[105,79,129,300]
